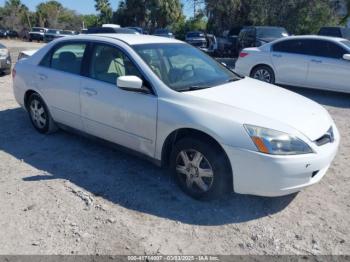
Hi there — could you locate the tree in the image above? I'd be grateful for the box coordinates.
[113,0,183,31]
[81,14,99,28]
[204,0,340,35]
[1,0,31,31]
[36,1,63,28]
[95,0,113,25]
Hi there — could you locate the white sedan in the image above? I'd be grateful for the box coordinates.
[13,34,339,200]
[235,35,350,93]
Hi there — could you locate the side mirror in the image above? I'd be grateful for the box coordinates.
[117,76,149,93]
[343,54,350,61]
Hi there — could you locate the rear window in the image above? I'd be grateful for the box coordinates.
[340,40,350,49]
[187,32,204,38]
[47,30,60,34]
[155,29,169,34]
[32,28,45,33]
[87,27,115,34]
[342,29,350,40]
[257,27,288,38]
[318,27,342,37]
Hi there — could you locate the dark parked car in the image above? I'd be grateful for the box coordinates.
[185,31,207,48]
[5,30,18,38]
[153,28,174,38]
[87,27,139,34]
[318,27,350,40]
[44,29,61,42]
[0,29,8,38]
[237,26,289,52]
[125,27,148,34]
[29,27,48,42]
[0,43,11,75]
[216,27,243,57]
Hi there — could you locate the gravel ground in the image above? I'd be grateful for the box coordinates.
[0,40,350,255]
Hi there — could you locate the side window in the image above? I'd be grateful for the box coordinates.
[49,43,86,74]
[273,40,306,54]
[308,40,346,59]
[89,44,142,84]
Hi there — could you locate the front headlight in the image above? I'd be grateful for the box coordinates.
[244,125,314,155]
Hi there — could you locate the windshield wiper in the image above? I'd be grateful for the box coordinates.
[177,85,211,92]
[226,77,239,83]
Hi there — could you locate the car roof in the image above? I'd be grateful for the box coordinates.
[281,35,347,42]
[64,34,182,45]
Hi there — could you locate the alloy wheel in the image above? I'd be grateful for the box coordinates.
[175,149,214,193]
[29,99,47,129]
[253,69,272,83]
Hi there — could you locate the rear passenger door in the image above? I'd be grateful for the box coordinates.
[270,39,309,86]
[306,39,350,92]
[37,42,87,130]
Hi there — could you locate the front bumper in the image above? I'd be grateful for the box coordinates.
[223,125,340,197]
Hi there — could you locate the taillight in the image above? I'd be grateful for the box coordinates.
[12,68,16,79]
[239,52,249,58]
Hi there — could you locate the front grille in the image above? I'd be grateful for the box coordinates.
[315,127,334,146]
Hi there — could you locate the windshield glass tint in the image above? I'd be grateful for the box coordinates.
[47,30,59,34]
[133,43,239,91]
[187,32,204,38]
[341,40,350,49]
[33,28,44,32]
[257,28,288,38]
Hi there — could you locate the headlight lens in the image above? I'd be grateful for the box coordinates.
[244,125,314,155]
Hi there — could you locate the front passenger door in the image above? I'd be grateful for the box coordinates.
[306,40,350,92]
[80,43,158,157]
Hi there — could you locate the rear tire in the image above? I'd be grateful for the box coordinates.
[250,65,275,84]
[27,93,58,134]
[170,137,232,200]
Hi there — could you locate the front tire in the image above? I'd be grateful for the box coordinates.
[251,65,275,84]
[27,93,57,134]
[170,138,231,200]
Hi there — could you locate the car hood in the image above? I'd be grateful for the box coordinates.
[186,77,331,141]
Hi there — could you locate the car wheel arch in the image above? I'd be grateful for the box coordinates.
[160,128,233,185]
[24,90,39,110]
[250,64,275,77]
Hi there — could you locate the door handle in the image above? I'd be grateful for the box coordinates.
[311,59,322,63]
[272,54,282,58]
[83,88,97,96]
[38,73,48,80]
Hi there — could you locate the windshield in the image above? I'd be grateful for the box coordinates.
[257,28,288,39]
[61,30,74,35]
[0,43,5,49]
[187,32,204,38]
[116,28,138,34]
[47,29,59,34]
[32,28,44,33]
[341,40,350,49]
[319,28,341,37]
[133,43,240,92]
[155,29,170,34]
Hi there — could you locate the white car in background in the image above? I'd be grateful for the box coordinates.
[235,35,350,93]
[13,34,339,200]
[17,49,38,61]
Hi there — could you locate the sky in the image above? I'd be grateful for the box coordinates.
[0,0,194,17]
